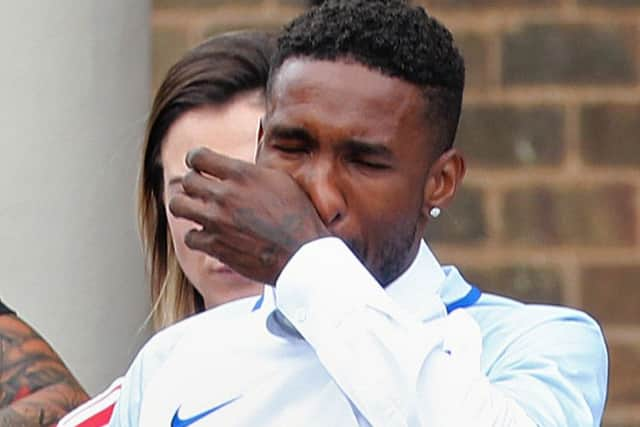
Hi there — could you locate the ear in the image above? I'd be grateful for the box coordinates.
[421,148,466,219]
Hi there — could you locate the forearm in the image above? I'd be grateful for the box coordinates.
[0,406,43,427]
[274,238,445,425]
[0,380,87,427]
[0,315,88,425]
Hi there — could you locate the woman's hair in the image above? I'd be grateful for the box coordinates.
[139,31,275,331]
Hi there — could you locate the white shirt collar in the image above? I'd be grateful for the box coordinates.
[385,240,446,320]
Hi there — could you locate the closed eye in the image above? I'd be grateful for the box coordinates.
[351,158,391,170]
[358,161,389,169]
[274,145,308,154]
[342,139,393,172]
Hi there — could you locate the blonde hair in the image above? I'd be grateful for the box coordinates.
[138,31,275,331]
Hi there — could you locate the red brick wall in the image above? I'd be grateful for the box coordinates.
[152,1,640,425]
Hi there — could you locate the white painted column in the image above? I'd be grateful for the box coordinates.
[0,1,150,394]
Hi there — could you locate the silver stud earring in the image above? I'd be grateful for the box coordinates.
[429,207,441,219]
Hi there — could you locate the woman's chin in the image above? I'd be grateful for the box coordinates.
[202,267,258,288]
[198,274,263,310]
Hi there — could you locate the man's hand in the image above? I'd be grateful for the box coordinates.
[169,147,329,285]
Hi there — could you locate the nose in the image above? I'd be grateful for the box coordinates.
[293,160,346,228]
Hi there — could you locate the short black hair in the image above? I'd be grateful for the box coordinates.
[271,0,465,153]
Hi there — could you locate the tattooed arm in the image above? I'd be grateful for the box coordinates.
[0,315,88,427]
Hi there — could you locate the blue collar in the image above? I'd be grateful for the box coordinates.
[385,241,481,319]
[251,292,265,312]
[440,266,482,313]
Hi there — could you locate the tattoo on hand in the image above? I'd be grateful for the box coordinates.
[233,208,300,249]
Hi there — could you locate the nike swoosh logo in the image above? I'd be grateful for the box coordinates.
[171,396,241,427]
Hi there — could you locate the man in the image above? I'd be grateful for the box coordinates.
[110,1,607,426]
[0,299,88,426]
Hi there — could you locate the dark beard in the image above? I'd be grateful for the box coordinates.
[343,221,418,287]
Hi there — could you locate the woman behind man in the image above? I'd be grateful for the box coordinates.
[142,30,273,330]
[58,30,275,426]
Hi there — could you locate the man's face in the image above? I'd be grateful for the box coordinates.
[258,59,437,285]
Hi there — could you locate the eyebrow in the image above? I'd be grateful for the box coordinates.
[268,125,317,145]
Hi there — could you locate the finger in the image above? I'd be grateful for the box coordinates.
[184,231,258,280]
[184,228,238,254]
[186,147,249,181]
[168,194,217,230]
[184,228,219,255]
[182,170,221,200]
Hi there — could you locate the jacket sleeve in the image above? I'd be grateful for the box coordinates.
[275,237,577,426]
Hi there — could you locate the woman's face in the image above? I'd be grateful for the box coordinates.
[161,91,264,309]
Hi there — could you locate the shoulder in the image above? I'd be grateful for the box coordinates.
[113,297,272,426]
[128,308,216,382]
[468,292,607,365]
[125,293,272,390]
[141,313,201,359]
[109,307,233,427]
[469,292,605,348]
[442,267,605,356]
[143,292,271,360]
[466,293,608,424]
